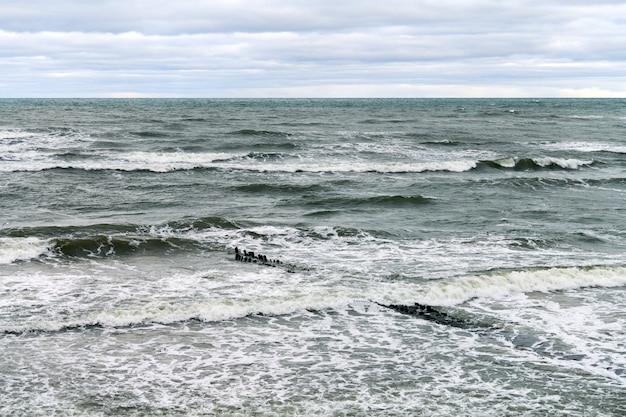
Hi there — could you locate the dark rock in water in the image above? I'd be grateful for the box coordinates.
[382,303,476,329]
[231,247,305,272]
[233,247,281,266]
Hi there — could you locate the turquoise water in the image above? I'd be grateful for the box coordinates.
[1,99,625,415]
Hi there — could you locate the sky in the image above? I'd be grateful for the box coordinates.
[1,0,625,98]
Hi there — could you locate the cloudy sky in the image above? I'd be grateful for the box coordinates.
[1,0,625,97]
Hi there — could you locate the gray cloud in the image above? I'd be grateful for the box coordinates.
[1,0,625,97]
[2,0,623,34]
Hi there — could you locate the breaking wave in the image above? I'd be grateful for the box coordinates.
[0,217,240,263]
[0,237,54,264]
[0,126,597,174]
[477,157,594,171]
[3,264,625,334]
[0,293,352,335]
[412,265,626,307]
[3,155,595,174]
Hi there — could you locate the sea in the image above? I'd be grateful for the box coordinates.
[1,98,625,416]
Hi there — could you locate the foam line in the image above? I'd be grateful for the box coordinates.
[418,265,626,306]
[0,237,52,264]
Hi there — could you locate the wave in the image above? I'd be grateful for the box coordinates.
[0,217,240,263]
[243,151,287,161]
[0,128,478,174]
[0,129,36,140]
[239,157,593,174]
[540,141,626,155]
[420,139,464,146]
[130,131,172,138]
[237,160,480,174]
[216,141,299,151]
[235,183,324,194]
[53,235,201,258]
[358,194,435,207]
[477,157,594,171]
[229,129,293,138]
[568,115,605,120]
[0,234,197,262]
[116,151,247,170]
[300,194,434,209]
[0,237,53,264]
[2,132,597,174]
[165,216,241,231]
[0,278,356,334]
[0,158,478,174]
[4,264,625,335]
[360,118,411,124]
[180,117,208,122]
[0,151,249,173]
[412,265,626,307]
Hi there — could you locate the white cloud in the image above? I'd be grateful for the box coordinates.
[0,1,625,97]
[556,87,626,98]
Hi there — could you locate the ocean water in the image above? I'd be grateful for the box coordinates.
[1,98,625,416]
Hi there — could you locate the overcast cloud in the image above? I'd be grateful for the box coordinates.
[1,0,625,97]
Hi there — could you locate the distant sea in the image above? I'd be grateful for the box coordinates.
[1,98,625,416]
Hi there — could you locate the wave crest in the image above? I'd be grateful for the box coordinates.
[229,129,293,138]
[417,265,626,306]
[0,237,53,264]
[479,157,594,171]
[1,217,239,262]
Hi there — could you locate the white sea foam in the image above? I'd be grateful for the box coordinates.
[466,286,626,383]
[0,150,247,172]
[492,156,593,170]
[117,151,246,172]
[3,291,622,416]
[1,152,594,173]
[492,157,517,168]
[1,138,482,173]
[85,156,480,174]
[416,265,626,307]
[0,127,93,171]
[532,156,593,169]
[569,115,605,120]
[0,129,35,140]
[7,263,622,334]
[0,237,52,264]
[540,141,626,154]
[0,125,488,174]
[219,159,478,174]
[0,282,357,334]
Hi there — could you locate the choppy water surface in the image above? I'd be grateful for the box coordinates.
[1,99,625,416]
